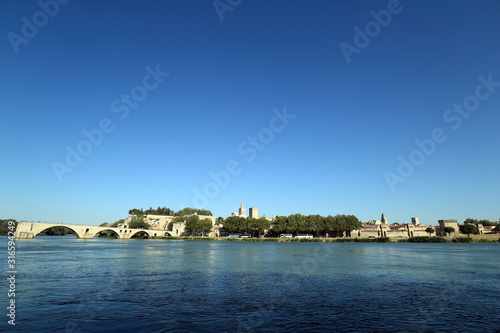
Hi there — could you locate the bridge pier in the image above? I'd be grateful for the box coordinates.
[15,231,35,239]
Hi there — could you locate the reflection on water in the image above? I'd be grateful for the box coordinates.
[1,237,499,332]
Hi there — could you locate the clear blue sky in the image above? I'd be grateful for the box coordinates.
[1,0,499,226]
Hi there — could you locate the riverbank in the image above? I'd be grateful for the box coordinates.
[151,236,500,243]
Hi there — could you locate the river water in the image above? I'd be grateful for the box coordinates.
[2,237,500,332]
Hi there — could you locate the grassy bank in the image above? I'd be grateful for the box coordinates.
[151,235,500,243]
[401,236,500,243]
[151,236,392,242]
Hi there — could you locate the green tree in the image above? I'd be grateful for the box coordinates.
[222,216,247,234]
[99,222,109,227]
[129,216,150,229]
[176,207,212,216]
[459,224,478,237]
[477,219,494,226]
[0,220,17,236]
[463,218,478,225]
[304,214,323,237]
[425,227,434,236]
[344,215,362,237]
[270,216,289,236]
[199,218,213,236]
[329,214,347,237]
[185,215,200,235]
[324,215,336,237]
[247,217,271,237]
[110,219,124,228]
[288,214,305,235]
[444,226,455,236]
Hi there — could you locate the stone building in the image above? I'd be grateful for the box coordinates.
[351,214,436,238]
[249,207,258,218]
[436,219,460,236]
[232,201,247,218]
[231,201,273,222]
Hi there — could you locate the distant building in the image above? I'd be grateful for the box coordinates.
[436,219,459,236]
[352,214,435,238]
[232,201,247,218]
[231,202,273,221]
[249,207,258,218]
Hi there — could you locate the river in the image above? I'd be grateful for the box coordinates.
[2,236,500,332]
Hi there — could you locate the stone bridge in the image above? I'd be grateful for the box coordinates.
[14,221,172,239]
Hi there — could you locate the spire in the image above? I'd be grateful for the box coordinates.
[239,201,246,217]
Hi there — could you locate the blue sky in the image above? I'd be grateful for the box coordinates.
[1,0,499,226]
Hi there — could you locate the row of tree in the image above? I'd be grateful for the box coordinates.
[463,218,498,227]
[222,214,362,237]
[128,207,212,217]
[223,216,271,237]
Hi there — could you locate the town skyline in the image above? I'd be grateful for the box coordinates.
[6,200,498,228]
[1,1,499,229]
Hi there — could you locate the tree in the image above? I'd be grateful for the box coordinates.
[185,215,200,235]
[176,207,212,216]
[463,218,478,225]
[459,224,478,237]
[129,216,150,229]
[477,219,495,226]
[288,214,306,235]
[425,227,434,236]
[247,217,271,237]
[199,218,213,236]
[344,215,362,237]
[99,222,109,227]
[129,206,175,216]
[270,216,286,235]
[328,214,347,238]
[0,220,17,236]
[110,219,124,228]
[444,226,455,236]
[304,214,323,237]
[222,216,247,234]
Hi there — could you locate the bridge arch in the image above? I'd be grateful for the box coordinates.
[35,225,79,238]
[93,229,121,238]
[129,230,152,239]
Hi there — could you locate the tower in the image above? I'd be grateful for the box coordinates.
[381,213,388,224]
[239,201,246,217]
[249,207,258,218]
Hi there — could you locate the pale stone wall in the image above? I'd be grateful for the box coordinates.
[249,207,258,218]
[437,220,460,236]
